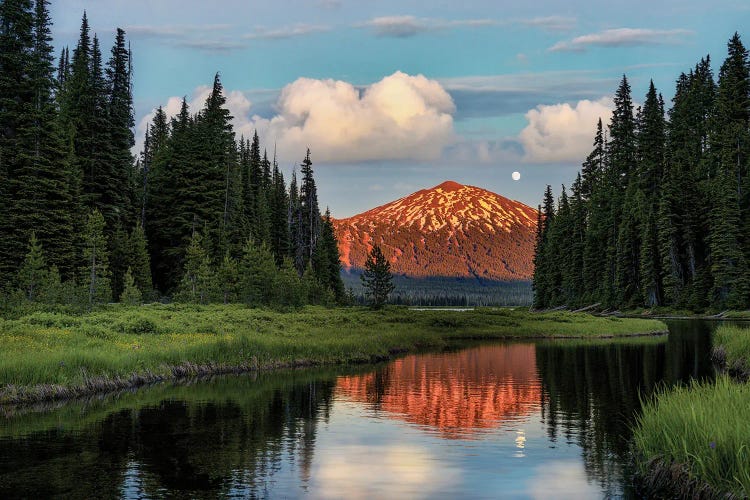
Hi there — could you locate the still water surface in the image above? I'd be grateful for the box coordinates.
[0,321,716,499]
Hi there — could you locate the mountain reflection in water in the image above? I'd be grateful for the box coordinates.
[336,344,541,439]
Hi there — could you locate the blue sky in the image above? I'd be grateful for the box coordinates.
[50,0,749,217]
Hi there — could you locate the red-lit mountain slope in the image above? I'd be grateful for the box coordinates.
[333,181,538,281]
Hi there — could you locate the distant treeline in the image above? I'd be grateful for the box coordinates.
[0,4,344,309]
[533,33,750,311]
[343,272,533,306]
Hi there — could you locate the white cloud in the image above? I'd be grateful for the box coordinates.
[246,71,456,163]
[519,97,614,163]
[136,71,456,164]
[549,28,693,52]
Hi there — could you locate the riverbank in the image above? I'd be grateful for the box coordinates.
[615,307,750,320]
[0,304,667,405]
[633,323,750,498]
[712,324,750,381]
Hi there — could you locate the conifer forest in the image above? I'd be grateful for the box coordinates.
[0,2,345,309]
[533,33,750,312]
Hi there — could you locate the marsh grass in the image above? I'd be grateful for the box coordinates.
[0,304,667,403]
[633,376,750,498]
[713,325,750,380]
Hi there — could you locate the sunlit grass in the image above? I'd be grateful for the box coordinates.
[0,304,667,400]
[633,376,750,498]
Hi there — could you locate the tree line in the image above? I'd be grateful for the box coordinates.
[0,2,345,309]
[533,33,750,311]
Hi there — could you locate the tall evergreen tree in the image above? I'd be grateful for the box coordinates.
[105,27,134,227]
[296,149,321,274]
[269,152,290,265]
[312,209,345,303]
[637,81,667,306]
[709,33,750,308]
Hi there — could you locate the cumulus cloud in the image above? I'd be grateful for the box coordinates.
[519,97,614,163]
[549,28,693,52]
[246,71,456,163]
[358,16,496,38]
[136,71,456,164]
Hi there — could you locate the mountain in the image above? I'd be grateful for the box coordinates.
[332,181,538,281]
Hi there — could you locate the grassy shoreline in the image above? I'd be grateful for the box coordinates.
[633,323,750,499]
[616,307,750,320]
[0,304,667,405]
[712,324,750,381]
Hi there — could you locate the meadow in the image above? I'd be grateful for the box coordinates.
[0,304,666,404]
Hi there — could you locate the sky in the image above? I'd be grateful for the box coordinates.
[49,0,749,217]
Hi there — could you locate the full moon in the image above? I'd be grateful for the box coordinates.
[512,171,521,181]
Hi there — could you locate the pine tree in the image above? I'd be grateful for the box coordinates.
[109,225,129,301]
[568,175,586,303]
[581,118,605,200]
[120,267,141,305]
[288,169,304,272]
[298,149,321,273]
[532,186,556,308]
[81,209,112,306]
[709,164,749,308]
[239,238,277,306]
[217,252,239,304]
[192,73,235,258]
[637,81,667,307]
[269,152,290,265]
[710,33,750,308]
[312,209,345,303]
[273,257,305,308]
[105,27,135,228]
[18,232,46,301]
[146,99,190,291]
[128,224,153,300]
[177,230,215,304]
[602,75,637,306]
[361,245,394,309]
[139,106,168,227]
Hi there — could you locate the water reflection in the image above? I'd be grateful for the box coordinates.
[336,344,541,439]
[0,321,717,499]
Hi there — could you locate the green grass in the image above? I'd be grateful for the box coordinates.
[0,304,666,403]
[713,324,750,378]
[633,376,750,498]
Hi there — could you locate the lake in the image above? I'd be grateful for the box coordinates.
[0,320,716,499]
